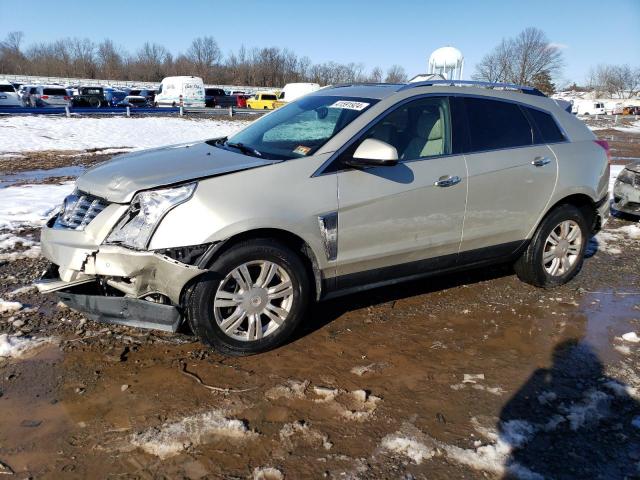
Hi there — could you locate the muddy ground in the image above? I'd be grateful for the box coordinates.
[0,120,639,479]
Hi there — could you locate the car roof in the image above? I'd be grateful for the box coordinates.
[310,81,549,103]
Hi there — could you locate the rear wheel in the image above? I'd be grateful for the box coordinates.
[187,239,310,355]
[515,204,589,288]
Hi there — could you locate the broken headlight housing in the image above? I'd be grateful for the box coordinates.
[617,169,634,185]
[105,183,196,250]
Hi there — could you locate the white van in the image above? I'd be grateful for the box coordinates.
[277,83,321,103]
[572,100,606,116]
[155,76,205,108]
[0,80,22,107]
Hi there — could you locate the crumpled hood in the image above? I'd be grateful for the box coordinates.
[76,140,278,203]
[625,161,640,174]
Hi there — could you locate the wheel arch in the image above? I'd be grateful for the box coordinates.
[538,193,598,235]
[182,228,323,305]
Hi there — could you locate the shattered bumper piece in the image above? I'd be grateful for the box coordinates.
[57,290,182,332]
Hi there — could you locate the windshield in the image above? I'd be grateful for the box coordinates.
[224,95,378,160]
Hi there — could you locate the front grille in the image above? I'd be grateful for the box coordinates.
[54,191,109,230]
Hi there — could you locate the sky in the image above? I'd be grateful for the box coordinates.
[1,0,639,85]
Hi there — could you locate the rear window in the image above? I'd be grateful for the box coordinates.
[129,90,141,95]
[464,97,533,151]
[0,85,15,93]
[262,94,277,101]
[43,88,67,96]
[525,107,566,143]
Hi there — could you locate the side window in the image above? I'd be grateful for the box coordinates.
[359,96,452,161]
[525,107,566,143]
[464,97,533,151]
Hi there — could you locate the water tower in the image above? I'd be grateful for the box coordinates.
[428,46,464,80]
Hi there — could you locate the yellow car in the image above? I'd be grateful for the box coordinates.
[246,92,278,110]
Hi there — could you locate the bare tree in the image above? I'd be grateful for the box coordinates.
[385,65,407,83]
[186,36,221,81]
[0,33,417,88]
[96,39,124,79]
[368,66,383,83]
[588,64,640,98]
[473,27,563,86]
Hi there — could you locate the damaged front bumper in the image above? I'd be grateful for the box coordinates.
[613,180,640,217]
[35,214,212,331]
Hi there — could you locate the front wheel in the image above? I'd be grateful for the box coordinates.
[187,239,310,355]
[515,204,589,288]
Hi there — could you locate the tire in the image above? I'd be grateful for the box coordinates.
[264,106,269,110]
[186,239,310,356]
[89,97,100,108]
[514,204,589,288]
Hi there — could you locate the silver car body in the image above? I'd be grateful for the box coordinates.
[613,162,640,216]
[37,83,610,330]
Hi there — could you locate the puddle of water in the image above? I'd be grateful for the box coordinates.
[0,166,84,188]
[581,289,640,362]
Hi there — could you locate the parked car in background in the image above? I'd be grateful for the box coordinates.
[613,162,640,217]
[155,76,205,107]
[31,85,71,107]
[246,92,278,109]
[116,95,149,108]
[623,105,640,115]
[205,88,238,108]
[127,88,156,104]
[37,81,610,355]
[572,100,606,115]
[103,87,127,107]
[72,86,108,108]
[0,80,22,107]
[273,83,321,108]
[19,85,36,106]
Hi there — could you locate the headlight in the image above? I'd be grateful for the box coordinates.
[617,169,634,185]
[105,183,196,249]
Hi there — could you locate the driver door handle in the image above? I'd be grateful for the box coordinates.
[434,175,462,187]
[532,156,551,167]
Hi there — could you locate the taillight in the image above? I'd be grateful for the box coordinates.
[594,140,611,164]
[64,96,70,100]
[41,95,49,99]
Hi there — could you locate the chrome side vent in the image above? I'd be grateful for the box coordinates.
[318,212,338,261]
[54,191,109,230]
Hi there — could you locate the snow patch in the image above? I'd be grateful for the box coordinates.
[621,332,640,343]
[0,300,22,313]
[279,420,333,451]
[561,390,611,430]
[0,333,53,358]
[253,467,284,480]
[0,183,74,230]
[6,285,37,297]
[381,435,435,464]
[0,116,248,154]
[264,379,309,400]
[130,410,257,459]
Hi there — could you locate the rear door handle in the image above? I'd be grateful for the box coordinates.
[434,175,462,187]
[532,156,551,167]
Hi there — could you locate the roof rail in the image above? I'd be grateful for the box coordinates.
[326,82,405,89]
[399,80,546,97]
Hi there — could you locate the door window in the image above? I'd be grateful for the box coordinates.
[464,97,533,152]
[359,96,452,161]
[525,107,566,144]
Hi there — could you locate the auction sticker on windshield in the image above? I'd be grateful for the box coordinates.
[293,145,312,155]
[329,100,370,111]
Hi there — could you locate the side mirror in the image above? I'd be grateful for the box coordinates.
[345,138,399,167]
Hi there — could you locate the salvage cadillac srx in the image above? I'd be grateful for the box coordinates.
[36,80,611,355]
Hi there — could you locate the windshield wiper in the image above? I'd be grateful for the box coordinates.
[225,141,263,158]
